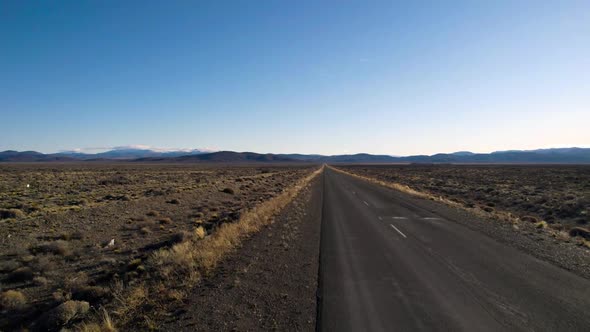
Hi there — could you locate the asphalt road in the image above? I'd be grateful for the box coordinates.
[317,167,590,331]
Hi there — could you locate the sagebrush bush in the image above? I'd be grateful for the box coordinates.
[8,266,34,282]
[158,217,172,225]
[569,227,590,239]
[1,290,27,310]
[35,240,72,256]
[0,208,25,219]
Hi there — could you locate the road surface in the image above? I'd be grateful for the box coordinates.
[318,167,590,331]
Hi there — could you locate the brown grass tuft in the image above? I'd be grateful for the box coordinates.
[194,226,206,239]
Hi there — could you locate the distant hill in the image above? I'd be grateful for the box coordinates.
[0,150,77,162]
[1,147,589,163]
[138,151,298,163]
[318,153,400,163]
[54,148,210,160]
[282,148,590,163]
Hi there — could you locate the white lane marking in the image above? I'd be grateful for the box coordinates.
[390,224,407,238]
[392,216,408,220]
[422,217,442,220]
[378,216,383,221]
[363,201,369,206]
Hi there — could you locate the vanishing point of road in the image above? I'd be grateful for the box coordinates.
[317,167,590,331]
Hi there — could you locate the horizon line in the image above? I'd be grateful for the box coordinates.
[2,145,590,159]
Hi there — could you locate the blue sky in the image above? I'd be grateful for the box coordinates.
[1,1,589,155]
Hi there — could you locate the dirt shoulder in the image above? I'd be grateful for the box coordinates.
[157,172,324,331]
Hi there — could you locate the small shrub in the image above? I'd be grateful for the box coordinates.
[128,259,142,270]
[102,194,129,201]
[146,211,159,217]
[0,208,25,220]
[60,231,84,241]
[569,227,590,239]
[33,276,49,286]
[139,227,151,235]
[535,221,548,229]
[482,206,494,213]
[71,285,110,304]
[68,198,89,206]
[158,217,172,225]
[521,215,539,223]
[34,240,72,256]
[98,175,130,186]
[31,255,58,274]
[8,266,34,282]
[1,290,27,310]
[222,188,235,195]
[167,199,180,204]
[37,300,90,330]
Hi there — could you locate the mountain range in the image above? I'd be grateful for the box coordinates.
[1,147,589,163]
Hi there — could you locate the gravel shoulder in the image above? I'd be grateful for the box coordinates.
[158,172,324,331]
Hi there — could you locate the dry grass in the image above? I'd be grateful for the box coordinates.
[79,308,116,332]
[89,166,323,329]
[194,226,206,239]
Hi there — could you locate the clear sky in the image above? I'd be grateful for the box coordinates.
[1,1,589,155]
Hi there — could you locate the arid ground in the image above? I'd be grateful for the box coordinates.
[0,163,318,331]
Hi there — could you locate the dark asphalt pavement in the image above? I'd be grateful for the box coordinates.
[317,167,590,331]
